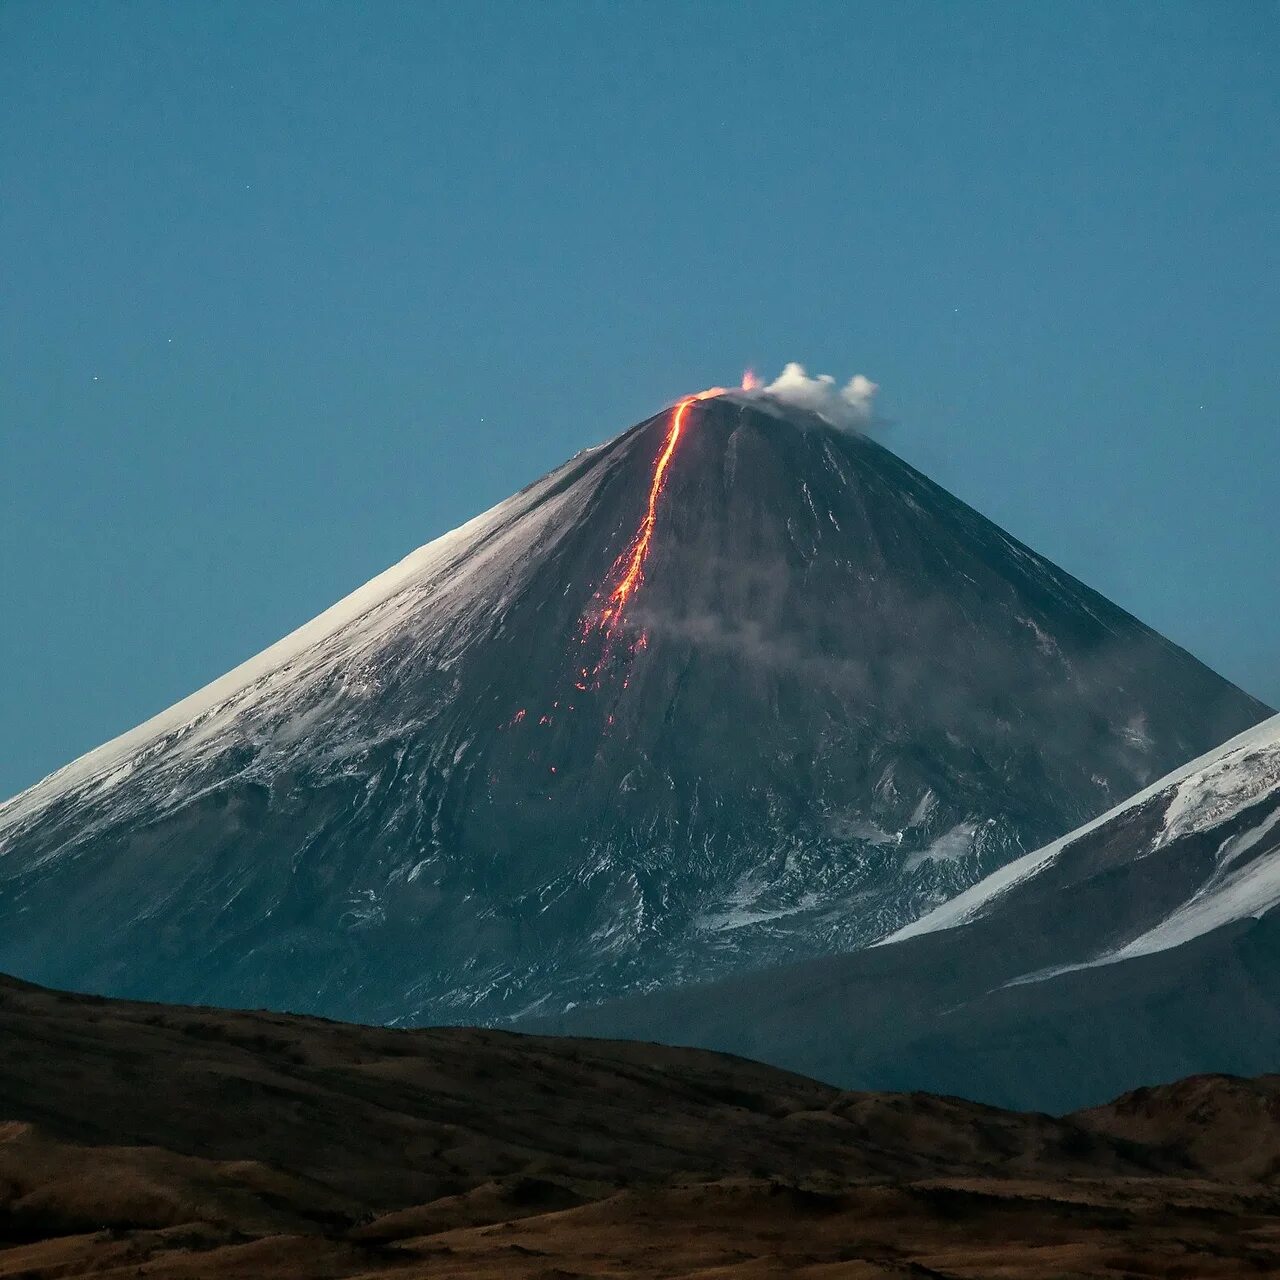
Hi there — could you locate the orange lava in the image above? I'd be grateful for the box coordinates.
[597,396,695,632]
[504,383,737,735]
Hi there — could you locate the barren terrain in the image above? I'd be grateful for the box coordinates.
[2,973,1279,1277]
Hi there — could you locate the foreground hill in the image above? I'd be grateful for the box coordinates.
[540,714,1280,1112]
[3,974,1280,1277]
[0,393,1267,1025]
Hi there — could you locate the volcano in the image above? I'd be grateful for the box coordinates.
[0,394,1267,1023]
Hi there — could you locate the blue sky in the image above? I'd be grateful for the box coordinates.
[2,0,1277,797]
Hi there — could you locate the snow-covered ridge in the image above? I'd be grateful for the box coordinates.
[0,442,611,835]
[882,711,1280,954]
[1113,808,1280,959]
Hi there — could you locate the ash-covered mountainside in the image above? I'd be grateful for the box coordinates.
[541,714,1280,1111]
[0,396,1267,1023]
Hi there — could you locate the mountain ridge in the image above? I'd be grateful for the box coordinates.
[3,970,1280,1277]
[0,396,1268,1024]
[537,712,1280,1111]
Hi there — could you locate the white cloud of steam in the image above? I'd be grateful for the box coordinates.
[734,363,880,431]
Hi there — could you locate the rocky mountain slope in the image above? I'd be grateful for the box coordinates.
[0,393,1267,1023]
[3,973,1280,1278]
[541,714,1280,1111]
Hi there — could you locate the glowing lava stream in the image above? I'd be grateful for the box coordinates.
[596,395,695,634]
[591,375,752,640]
[498,377,751,740]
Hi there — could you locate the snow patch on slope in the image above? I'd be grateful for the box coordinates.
[1115,811,1280,960]
[882,713,1280,947]
[1158,737,1280,847]
[0,442,612,836]
[1004,803,1280,990]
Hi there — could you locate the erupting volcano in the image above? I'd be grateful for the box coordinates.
[0,391,1267,1025]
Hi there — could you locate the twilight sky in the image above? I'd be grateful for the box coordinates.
[2,0,1277,798]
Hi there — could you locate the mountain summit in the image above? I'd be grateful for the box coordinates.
[0,395,1267,1022]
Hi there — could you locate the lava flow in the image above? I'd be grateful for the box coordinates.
[594,395,695,637]
[591,375,751,639]
[501,376,751,743]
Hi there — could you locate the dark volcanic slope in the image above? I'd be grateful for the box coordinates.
[540,716,1280,1113]
[0,396,1267,1025]
[4,975,1280,1279]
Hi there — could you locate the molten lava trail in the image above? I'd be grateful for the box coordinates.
[596,396,694,636]
[502,391,715,740]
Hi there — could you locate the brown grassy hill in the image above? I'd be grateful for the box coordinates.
[1077,1072,1280,1181]
[2,972,1279,1277]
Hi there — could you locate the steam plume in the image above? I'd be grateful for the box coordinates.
[732,362,880,431]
